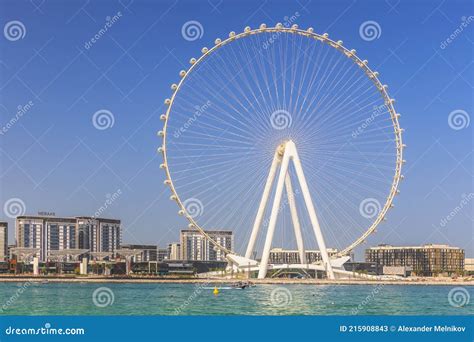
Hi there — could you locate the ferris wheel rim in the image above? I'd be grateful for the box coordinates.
[158,24,404,258]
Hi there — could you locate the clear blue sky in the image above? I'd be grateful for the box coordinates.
[0,0,472,259]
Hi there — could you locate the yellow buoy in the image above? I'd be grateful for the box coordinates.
[213,286,219,296]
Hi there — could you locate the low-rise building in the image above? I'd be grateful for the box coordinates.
[464,258,474,275]
[365,244,464,277]
[121,244,158,262]
[269,247,338,264]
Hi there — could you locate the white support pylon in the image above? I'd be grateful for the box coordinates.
[285,173,306,264]
[251,140,335,279]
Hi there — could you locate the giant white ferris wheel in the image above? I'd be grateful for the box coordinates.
[158,23,404,279]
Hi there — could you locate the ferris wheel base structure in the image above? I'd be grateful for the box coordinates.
[235,140,340,280]
[225,253,374,279]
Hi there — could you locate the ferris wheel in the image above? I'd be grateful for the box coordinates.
[158,23,404,279]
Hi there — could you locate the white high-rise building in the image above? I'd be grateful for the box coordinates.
[16,216,76,261]
[180,230,233,261]
[0,222,8,262]
[16,216,121,261]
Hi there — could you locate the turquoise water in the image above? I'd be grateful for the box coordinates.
[0,282,472,315]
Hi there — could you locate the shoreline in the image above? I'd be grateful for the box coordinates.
[0,276,472,286]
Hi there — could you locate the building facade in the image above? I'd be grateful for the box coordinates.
[16,216,121,261]
[16,216,76,261]
[121,244,158,262]
[76,217,121,256]
[269,247,339,264]
[0,222,7,262]
[180,230,233,261]
[168,242,181,260]
[365,244,465,276]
